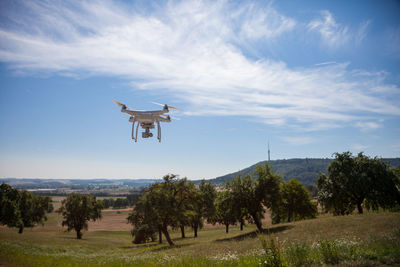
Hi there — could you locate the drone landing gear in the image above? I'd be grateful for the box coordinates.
[129,120,161,142]
[131,121,139,142]
[157,121,161,142]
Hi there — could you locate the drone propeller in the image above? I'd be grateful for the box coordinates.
[160,114,180,121]
[151,101,180,110]
[113,100,126,108]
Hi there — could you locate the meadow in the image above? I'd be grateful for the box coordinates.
[1,200,399,267]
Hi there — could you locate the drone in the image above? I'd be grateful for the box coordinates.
[113,100,179,142]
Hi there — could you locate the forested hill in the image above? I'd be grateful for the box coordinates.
[209,158,400,186]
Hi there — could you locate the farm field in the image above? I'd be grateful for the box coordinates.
[0,204,399,266]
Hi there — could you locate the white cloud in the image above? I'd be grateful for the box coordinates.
[355,121,382,131]
[239,2,296,40]
[308,10,349,47]
[0,0,399,131]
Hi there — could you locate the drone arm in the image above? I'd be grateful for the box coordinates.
[122,108,135,116]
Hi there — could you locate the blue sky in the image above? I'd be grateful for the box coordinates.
[0,0,399,180]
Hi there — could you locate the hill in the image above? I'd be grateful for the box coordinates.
[208,157,400,186]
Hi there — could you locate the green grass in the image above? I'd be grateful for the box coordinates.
[1,211,399,266]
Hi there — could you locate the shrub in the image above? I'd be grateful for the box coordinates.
[259,234,283,267]
[285,242,312,267]
[319,239,341,264]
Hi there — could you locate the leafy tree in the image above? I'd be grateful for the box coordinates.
[276,179,317,222]
[0,183,51,233]
[127,193,159,244]
[213,190,237,233]
[253,163,282,230]
[188,180,217,237]
[58,193,103,239]
[227,175,252,230]
[317,152,400,215]
[0,183,22,231]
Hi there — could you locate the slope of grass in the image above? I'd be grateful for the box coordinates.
[0,211,399,266]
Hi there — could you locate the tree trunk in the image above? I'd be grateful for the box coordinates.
[194,226,198,238]
[18,226,23,234]
[225,224,229,233]
[252,213,263,232]
[158,227,162,244]
[76,229,82,239]
[180,225,185,238]
[288,209,293,222]
[161,227,174,246]
[240,219,244,231]
[357,202,363,214]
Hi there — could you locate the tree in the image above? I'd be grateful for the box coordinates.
[18,191,52,233]
[253,163,281,229]
[276,179,317,222]
[213,191,237,233]
[0,183,51,234]
[127,193,159,244]
[58,193,103,239]
[0,183,22,231]
[228,175,252,231]
[188,180,217,237]
[317,152,400,215]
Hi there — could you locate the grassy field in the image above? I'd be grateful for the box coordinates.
[0,206,399,266]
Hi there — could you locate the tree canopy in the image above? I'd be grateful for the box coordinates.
[275,179,317,223]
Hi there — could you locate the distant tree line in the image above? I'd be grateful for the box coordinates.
[101,193,141,209]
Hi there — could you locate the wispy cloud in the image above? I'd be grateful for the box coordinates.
[355,20,371,46]
[308,11,371,48]
[238,2,296,40]
[355,121,382,131]
[386,25,400,58]
[0,0,399,131]
[308,10,349,47]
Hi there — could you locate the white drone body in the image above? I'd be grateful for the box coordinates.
[113,100,178,142]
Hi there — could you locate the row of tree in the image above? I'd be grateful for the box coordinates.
[317,152,400,215]
[127,163,317,246]
[102,193,141,209]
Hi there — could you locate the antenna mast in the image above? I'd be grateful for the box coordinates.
[268,140,270,162]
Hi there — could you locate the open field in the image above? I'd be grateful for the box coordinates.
[1,205,399,266]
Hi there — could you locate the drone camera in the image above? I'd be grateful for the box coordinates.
[142,132,153,138]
